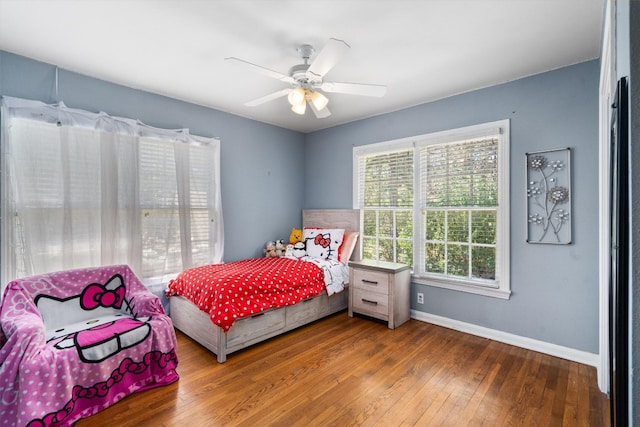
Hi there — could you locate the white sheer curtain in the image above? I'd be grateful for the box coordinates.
[0,96,223,288]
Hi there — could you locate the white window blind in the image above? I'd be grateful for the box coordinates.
[357,149,414,208]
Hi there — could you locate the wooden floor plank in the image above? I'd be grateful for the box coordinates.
[76,312,609,426]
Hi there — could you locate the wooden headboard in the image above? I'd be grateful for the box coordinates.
[302,209,361,261]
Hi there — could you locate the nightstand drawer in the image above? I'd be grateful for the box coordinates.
[352,288,389,318]
[351,269,389,295]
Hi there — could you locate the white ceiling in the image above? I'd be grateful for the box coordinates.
[0,0,604,133]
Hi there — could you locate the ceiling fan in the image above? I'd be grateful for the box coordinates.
[225,38,387,118]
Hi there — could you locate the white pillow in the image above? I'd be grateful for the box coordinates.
[303,228,344,261]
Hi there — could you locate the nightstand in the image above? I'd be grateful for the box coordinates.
[348,259,411,329]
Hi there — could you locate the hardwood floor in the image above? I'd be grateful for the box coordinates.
[77,312,609,426]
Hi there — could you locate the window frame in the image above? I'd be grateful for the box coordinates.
[353,120,510,299]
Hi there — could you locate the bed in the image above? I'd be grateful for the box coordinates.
[168,209,360,362]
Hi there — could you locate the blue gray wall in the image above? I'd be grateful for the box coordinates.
[1,50,601,355]
[305,60,600,354]
[0,51,306,262]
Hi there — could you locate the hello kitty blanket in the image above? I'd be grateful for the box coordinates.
[0,265,179,427]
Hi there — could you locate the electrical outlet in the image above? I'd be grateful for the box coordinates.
[417,292,424,304]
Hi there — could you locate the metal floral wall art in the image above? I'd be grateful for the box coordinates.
[526,148,572,244]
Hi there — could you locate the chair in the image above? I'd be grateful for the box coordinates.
[0,265,179,426]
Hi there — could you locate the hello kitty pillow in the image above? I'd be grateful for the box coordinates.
[303,228,344,261]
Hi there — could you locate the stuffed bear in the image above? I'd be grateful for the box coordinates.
[289,228,303,245]
[264,241,276,257]
[274,239,286,257]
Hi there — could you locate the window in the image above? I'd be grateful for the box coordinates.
[138,137,221,281]
[0,97,223,288]
[357,148,414,265]
[354,120,510,298]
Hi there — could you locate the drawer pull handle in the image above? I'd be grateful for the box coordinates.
[251,312,265,318]
[362,279,379,285]
[361,298,378,305]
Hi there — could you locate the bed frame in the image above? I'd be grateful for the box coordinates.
[169,209,360,362]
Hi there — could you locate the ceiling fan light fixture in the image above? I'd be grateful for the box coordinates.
[232,38,386,120]
[288,87,306,106]
[291,102,307,115]
[308,90,329,111]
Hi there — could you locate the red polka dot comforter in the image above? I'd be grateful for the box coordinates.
[166,257,327,332]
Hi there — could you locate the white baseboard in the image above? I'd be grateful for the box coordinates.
[411,310,600,368]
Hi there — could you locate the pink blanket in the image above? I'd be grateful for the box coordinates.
[0,265,179,426]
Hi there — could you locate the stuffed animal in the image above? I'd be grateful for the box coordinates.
[274,239,286,257]
[289,228,303,245]
[284,244,294,257]
[264,241,276,257]
[292,241,306,258]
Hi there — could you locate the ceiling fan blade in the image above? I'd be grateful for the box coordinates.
[245,88,292,107]
[225,57,294,84]
[309,102,331,118]
[307,38,350,79]
[320,81,387,97]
